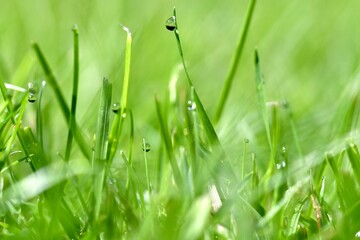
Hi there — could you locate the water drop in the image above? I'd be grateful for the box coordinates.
[142,143,151,152]
[28,93,37,103]
[25,158,32,163]
[187,100,196,111]
[165,16,176,31]
[282,146,286,153]
[356,231,360,238]
[244,138,249,143]
[276,161,286,170]
[28,82,34,90]
[112,102,120,113]
[27,82,37,103]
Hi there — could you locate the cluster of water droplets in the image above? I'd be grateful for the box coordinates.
[275,146,287,170]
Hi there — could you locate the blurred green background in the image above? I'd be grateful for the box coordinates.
[1,0,360,158]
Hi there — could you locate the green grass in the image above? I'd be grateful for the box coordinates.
[1,0,360,239]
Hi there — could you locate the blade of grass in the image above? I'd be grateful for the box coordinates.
[254,50,274,175]
[270,103,280,172]
[107,25,132,162]
[346,142,360,186]
[188,87,200,186]
[65,25,80,162]
[0,75,37,171]
[92,78,112,222]
[213,0,257,124]
[283,100,304,161]
[125,110,135,192]
[170,8,222,152]
[0,94,27,169]
[326,152,347,210]
[254,50,271,148]
[0,74,35,171]
[36,81,46,159]
[142,138,151,194]
[32,43,91,160]
[120,151,146,217]
[154,94,182,186]
[288,196,309,237]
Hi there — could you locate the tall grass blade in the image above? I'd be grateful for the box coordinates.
[0,76,38,171]
[65,25,80,162]
[0,94,27,169]
[154,94,182,185]
[108,25,132,162]
[92,78,112,222]
[36,81,46,158]
[32,43,91,160]
[288,197,308,237]
[254,50,271,149]
[171,8,222,152]
[346,142,360,186]
[214,0,257,124]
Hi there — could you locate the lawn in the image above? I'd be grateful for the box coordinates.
[1,0,360,239]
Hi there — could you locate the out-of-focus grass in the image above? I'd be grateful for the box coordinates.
[1,0,360,239]
[1,0,360,149]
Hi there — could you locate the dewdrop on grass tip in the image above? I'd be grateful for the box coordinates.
[112,102,120,113]
[142,143,151,152]
[165,16,176,31]
[187,100,196,111]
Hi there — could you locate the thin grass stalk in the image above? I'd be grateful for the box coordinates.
[92,78,112,223]
[170,8,222,152]
[143,138,151,194]
[0,75,36,171]
[0,94,27,167]
[108,25,132,162]
[346,142,360,186]
[125,110,135,192]
[32,43,91,160]
[36,81,46,158]
[154,94,182,185]
[214,0,257,124]
[65,25,80,161]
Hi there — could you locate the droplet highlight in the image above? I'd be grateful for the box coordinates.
[28,93,37,103]
[27,82,37,103]
[112,102,120,113]
[276,161,286,170]
[165,16,176,31]
[142,143,151,152]
[187,100,196,111]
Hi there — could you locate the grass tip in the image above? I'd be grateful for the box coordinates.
[120,24,131,35]
[254,49,259,64]
[72,24,78,32]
